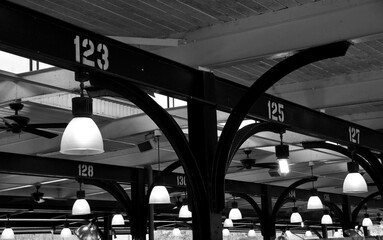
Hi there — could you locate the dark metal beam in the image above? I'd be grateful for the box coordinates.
[2,151,382,209]
[0,1,382,154]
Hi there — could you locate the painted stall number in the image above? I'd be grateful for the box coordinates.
[78,164,94,177]
[267,100,285,122]
[176,175,187,186]
[349,126,360,144]
[74,35,109,70]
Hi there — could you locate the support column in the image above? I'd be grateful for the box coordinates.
[342,195,353,231]
[261,185,275,240]
[131,170,148,240]
[187,71,222,240]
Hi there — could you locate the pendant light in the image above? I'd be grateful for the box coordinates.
[111,213,125,226]
[60,219,72,239]
[179,194,192,218]
[172,227,182,237]
[290,199,302,223]
[276,133,290,175]
[72,182,91,215]
[1,217,14,240]
[305,230,312,238]
[248,225,256,237]
[222,228,230,237]
[321,209,333,225]
[149,130,170,204]
[307,162,323,210]
[228,196,242,220]
[343,158,368,193]
[223,218,233,228]
[60,74,104,155]
[362,206,373,227]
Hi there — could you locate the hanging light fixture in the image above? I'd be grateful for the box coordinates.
[307,162,323,210]
[172,227,182,237]
[1,217,15,240]
[72,182,91,215]
[60,219,72,239]
[362,207,373,227]
[343,158,368,193]
[179,197,192,218]
[111,213,125,226]
[290,200,303,223]
[149,130,170,204]
[248,225,256,237]
[60,72,104,155]
[321,209,333,225]
[228,196,242,220]
[223,218,233,228]
[305,230,312,238]
[222,228,230,237]
[276,133,290,175]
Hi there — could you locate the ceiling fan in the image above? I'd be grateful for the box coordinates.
[31,185,45,204]
[0,101,67,139]
[236,148,278,170]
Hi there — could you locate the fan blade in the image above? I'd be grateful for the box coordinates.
[251,163,279,169]
[23,127,58,139]
[28,123,68,128]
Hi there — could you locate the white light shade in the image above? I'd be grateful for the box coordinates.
[278,158,290,175]
[343,173,368,193]
[223,218,233,228]
[60,117,104,155]
[111,214,125,226]
[362,214,373,227]
[285,230,293,238]
[149,185,170,204]
[229,202,242,220]
[307,189,323,210]
[321,213,333,224]
[60,227,72,238]
[179,205,192,218]
[172,228,181,237]
[222,229,230,237]
[72,199,91,215]
[229,208,242,220]
[248,229,256,237]
[290,212,303,223]
[305,230,312,237]
[1,228,15,240]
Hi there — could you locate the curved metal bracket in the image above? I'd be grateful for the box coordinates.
[351,191,380,225]
[214,41,350,211]
[233,192,264,234]
[271,176,318,223]
[302,141,383,197]
[80,178,132,216]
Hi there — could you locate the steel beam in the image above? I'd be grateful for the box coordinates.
[0,1,382,154]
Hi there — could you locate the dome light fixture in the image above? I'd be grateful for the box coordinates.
[223,218,233,228]
[276,133,290,175]
[321,209,333,225]
[179,198,192,218]
[222,228,230,237]
[290,207,303,223]
[343,160,368,193]
[149,130,170,204]
[305,230,312,238]
[307,162,323,210]
[1,217,15,240]
[60,73,104,155]
[172,227,182,237]
[248,225,256,237]
[228,197,242,220]
[72,182,91,215]
[111,213,125,226]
